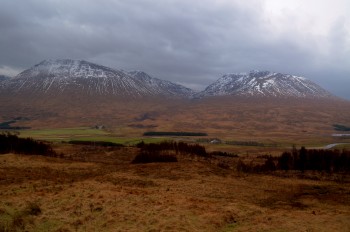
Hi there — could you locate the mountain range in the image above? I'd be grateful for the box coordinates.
[1,59,349,141]
[0,59,334,99]
[0,59,193,98]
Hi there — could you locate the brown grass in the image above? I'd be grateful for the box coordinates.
[2,97,350,147]
[1,144,349,231]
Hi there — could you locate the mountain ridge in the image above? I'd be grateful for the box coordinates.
[0,61,348,138]
[127,70,194,96]
[0,60,336,100]
[1,59,193,98]
[195,70,333,99]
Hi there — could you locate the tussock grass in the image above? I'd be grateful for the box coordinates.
[0,141,349,231]
[0,201,42,231]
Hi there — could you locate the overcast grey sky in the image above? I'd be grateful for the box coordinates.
[0,0,349,98]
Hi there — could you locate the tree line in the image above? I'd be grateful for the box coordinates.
[133,141,237,163]
[133,141,207,163]
[277,147,350,172]
[68,140,123,147]
[333,124,350,131]
[0,132,56,157]
[238,147,350,173]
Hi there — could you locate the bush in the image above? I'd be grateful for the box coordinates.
[209,151,238,157]
[136,141,208,157]
[225,140,265,147]
[263,157,276,171]
[133,141,211,164]
[24,202,41,216]
[132,152,178,164]
[143,131,208,136]
[277,152,293,170]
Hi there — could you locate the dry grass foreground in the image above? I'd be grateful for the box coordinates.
[1,145,350,232]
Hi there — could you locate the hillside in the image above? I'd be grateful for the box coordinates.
[1,59,193,98]
[0,75,10,83]
[127,71,194,96]
[196,70,333,98]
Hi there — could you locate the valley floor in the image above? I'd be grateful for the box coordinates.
[1,146,349,232]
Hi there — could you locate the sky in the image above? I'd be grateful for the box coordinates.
[0,0,349,98]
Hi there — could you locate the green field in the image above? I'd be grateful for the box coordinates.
[18,127,109,140]
[7,127,349,149]
[15,127,168,145]
[68,137,167,145]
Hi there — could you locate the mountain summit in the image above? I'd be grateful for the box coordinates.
[197,70,333,98]
[2,59,193,98]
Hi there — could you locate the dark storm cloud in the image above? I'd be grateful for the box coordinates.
[0,0,349,98]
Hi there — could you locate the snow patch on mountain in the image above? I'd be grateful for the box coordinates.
[196,70,333,98]
[3,59,194,98]
[127,71,194,96]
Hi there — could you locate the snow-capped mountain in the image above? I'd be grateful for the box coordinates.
[2,59,193,98]
[197,70,333,98]
[127,71,194,96]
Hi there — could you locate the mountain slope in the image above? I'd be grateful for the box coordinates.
[2,59,193,98]
[127,71,194,96]
[197,70,333,98]
[0,75,10,83]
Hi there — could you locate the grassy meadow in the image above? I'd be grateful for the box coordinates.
[12,126,350,157]
[16,127,167,146]
[1,145,349,232]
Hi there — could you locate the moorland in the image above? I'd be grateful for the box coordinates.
[1,97,350,231]
[1,127,350,231]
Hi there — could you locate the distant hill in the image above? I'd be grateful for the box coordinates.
[0,61,335,99]
[196,70,333,98]
[1,59,193,98]
[127,70,194,97]
[1,61,349,142]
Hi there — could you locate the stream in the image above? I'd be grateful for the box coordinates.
[323,143,350,149]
